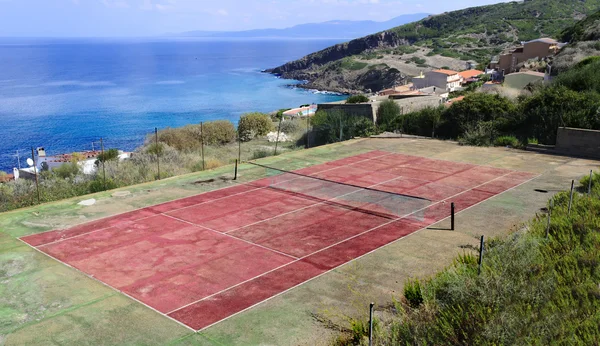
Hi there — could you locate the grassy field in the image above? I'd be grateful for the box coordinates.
[1,137,598,345]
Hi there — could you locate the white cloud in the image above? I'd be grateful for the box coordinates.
[102,0,130,8]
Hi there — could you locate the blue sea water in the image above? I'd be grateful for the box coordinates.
[0,38,346,172]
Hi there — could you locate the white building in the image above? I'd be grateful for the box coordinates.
[412,69,463,92]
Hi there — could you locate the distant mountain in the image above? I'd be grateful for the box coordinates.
[174,14,430,39]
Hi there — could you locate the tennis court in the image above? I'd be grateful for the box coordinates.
[20,150,536,331]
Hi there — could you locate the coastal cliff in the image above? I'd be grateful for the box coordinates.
[266,0,600,94]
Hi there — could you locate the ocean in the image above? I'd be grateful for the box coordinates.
[0,38,346,172]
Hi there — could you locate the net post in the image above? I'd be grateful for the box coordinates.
[478,235,485,275]
[451,202,455,231]
[234,160,238,180]
[31,147,41,204]
[568,179,574,215]
[588,170,593,195]
[368,302,374,346]
[200,122,205,171]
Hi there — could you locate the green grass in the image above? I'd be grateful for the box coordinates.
[340,58,369,71]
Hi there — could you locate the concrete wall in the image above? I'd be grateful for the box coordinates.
[556,127,600,159]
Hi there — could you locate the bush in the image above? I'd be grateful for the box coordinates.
[403,279,424,308]
[377,100,401,131]
[458,122,494,146]
[88,177,118,193]
[238,112,274,142]
[494,135,520,147]
[251,149,275,160]
[346,95,369,104]
[278,119,302,134]
[202,120,237,146]
[52,162,81,180]
[97,148,119,162]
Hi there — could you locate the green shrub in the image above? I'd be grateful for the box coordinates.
[238,112,274,142]
[458,122,494,146]
[278,119,303,134]
[403,279,424,308]
[494,135,520,147]
[377,100,401,131]
[97,148,119,162]
[346,95,369,104]
[251,149,275,160]
[52,162,80,180]
[88,177,118,193]
[202,120,237,145]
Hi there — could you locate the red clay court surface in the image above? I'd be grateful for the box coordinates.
[21,151,537,331]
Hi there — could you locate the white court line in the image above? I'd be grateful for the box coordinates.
[190,172,541,332]
[164,173,419,315]
[16,237,197,333]
[26,152,395,248]
[167,170,522,319]
[162,214,300,260]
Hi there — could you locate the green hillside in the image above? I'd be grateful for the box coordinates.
[269,0,600,93]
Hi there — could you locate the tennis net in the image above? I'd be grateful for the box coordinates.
[245,161,431,221]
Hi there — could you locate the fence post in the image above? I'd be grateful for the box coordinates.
[568,179,574,215]
[546,199,553,239]
[155,128,160,180]
[101,138,107,190]
[368,302,374,346]
[478,235,485,275]
[31,147,41,204]
[274,117,283,155]
[200,122,205,171]
[306,116,310,149]
[238,131,242,163]
[234,160,238,181]
[589,170,593,195]
[451,202,455,231]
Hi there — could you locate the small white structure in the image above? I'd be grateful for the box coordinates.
[412,69,463,92]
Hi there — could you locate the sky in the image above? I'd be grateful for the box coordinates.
[0,0,512,37]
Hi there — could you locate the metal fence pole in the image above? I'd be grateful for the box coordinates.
[234,159,238,181]
[546,199,553,239]
[155,128,160,180]
[306,116,310,149]
[100,138,107,190]
[200,122,205,171]
[568,179,575,215]
[451,202,455,231]
[274,117,283,155]
[588,170,593,195]
[368,302,374,346]
[478,235,485,275]
[238,132,242,163]
[31,147,41,204]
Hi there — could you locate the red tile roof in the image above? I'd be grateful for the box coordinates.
[433,69,459,76]
[458,70,484,79]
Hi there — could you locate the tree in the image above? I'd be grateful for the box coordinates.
[238,112,274,142]
[346,95,370,104]
[377,99,401,131]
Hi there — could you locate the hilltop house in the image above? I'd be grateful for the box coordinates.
[490,38,566,74]
[412,69,462,92]
[458,69,484,85]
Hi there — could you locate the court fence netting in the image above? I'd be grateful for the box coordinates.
[244,161,431,222]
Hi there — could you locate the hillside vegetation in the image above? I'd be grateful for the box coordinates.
[553,9,600,73]
[267,0,600,93]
